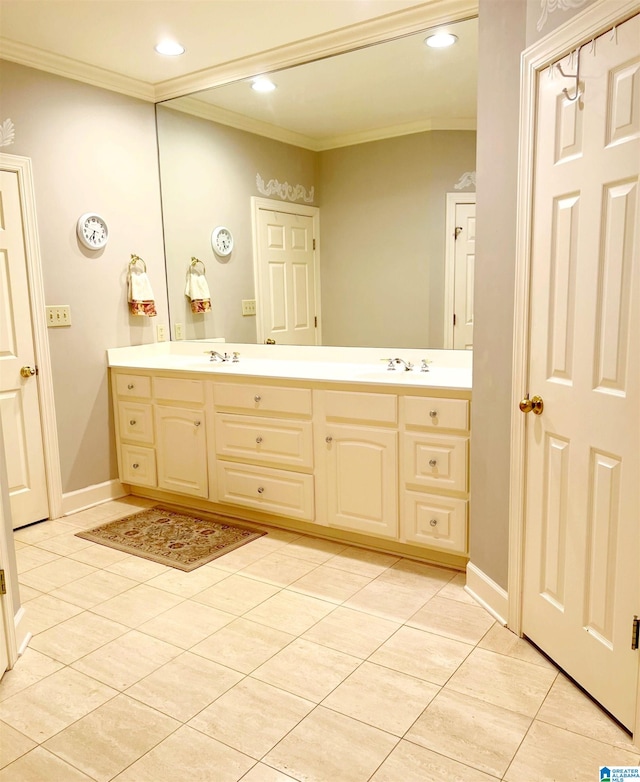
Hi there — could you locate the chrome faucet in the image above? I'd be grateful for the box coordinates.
[208,350,230,362]
[392,357,414,372]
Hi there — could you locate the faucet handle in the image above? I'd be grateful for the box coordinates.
[381,358,395,371]
[232,352,240,363]
[420,358,432,372]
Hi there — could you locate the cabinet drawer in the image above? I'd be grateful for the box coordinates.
[216,461,314,521]
[403,432,468,492]
[118,402,154,444]
[213,383,312,416]
[115,373,151,400]
[215,414,313,469]
[324,390,397,424]
[120,444,156,487]
[403,396,469,431]
[154,376,204,405]
[403,491,467,554]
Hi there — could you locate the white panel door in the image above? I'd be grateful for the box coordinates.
[255,201,319,345]
[0,170,48,529]
[453,202,475,350]
[522,14,639,730]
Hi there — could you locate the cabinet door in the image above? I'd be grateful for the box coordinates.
[155,406,208,497]
[324,423,397,539]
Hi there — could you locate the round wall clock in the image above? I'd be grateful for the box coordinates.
[211,226,234,257]
[77,212,109,250]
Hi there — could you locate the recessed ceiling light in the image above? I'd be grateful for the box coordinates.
[251,78,277,93]
[425,32,458,48]
[155,40,185,56]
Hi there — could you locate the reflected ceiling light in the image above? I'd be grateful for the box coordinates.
[251,78,277,93]
[425,32,458,48]
[155,40,185,56]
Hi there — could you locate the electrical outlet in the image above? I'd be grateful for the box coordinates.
[45,305,71,327]
[242,299,256,316]
[175,323,184,340]
[156,324,166,342]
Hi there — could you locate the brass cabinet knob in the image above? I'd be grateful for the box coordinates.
[257,486,265,494]
[20,366,36,378]
[519,394,544,415]
[256,436,263,444]
[429,459,437,467]
[130,420,136,426]
[254,395,261,403]
[429,410,438,418]
[326,436,333,444]
[430,519,438,527]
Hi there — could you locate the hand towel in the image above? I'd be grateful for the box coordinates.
[185,269,212,313]
[128,269,157,317]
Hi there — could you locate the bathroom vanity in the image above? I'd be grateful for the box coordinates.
[108,343,472,569]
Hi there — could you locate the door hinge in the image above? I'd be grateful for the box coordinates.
[632,615,639,651]
[313,238,316,250]
[454,226,463,240]
[0,569,6,596]
[453,313,457,326]
[314,316,318,328]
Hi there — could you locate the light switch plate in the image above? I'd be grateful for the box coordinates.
[46,305,71,327]
[242,299,256,316]
[175,323,184,340]
[156,324,166,342]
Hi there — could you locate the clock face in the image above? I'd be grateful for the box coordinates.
[77,213,108,249]
[212,226,233,256]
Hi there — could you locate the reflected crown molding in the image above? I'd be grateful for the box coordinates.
[256,174,315,203]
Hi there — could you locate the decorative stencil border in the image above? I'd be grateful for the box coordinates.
[454,171,476,190]
[0,118,15,147]
[256,173,315,203]
[537,0,591,32]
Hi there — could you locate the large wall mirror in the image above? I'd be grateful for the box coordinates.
[156,15,477,349]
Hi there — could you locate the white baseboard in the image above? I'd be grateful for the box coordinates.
[465,561,509,626]
[14,606,31,660]
[61,479,128,517]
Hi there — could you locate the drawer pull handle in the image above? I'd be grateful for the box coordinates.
[429,410,438,418]
[257,486,265,494]
[132,463,139,469]
[130,420,136,426]
[254,395,262,403]
[429,459,438,467]
[256,436,263,444]
[194,420,201,427]
[430,518,438,527]
[325,435,333,444]
[127,384,134,390]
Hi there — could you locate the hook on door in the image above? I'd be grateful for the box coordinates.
[556,47,582,102]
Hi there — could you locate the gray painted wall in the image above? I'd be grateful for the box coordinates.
[0,61,168,494]
[469,0,527,590]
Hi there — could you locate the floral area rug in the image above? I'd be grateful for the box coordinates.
[76,506,265,571]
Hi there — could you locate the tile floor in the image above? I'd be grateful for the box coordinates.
[1,497,638,781]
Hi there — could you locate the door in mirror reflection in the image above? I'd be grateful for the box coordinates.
[253,198,321,345]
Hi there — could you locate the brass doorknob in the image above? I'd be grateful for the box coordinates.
[20,366,36,378]
[519,394,544,415]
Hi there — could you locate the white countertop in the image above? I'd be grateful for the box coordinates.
[107,342,473,391]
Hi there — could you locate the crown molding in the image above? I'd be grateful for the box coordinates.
[0,38,155,101]
[164,98,319,149]
[153,0,478,101]
[316,117,477,150]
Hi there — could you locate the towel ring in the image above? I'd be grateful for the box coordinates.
[129,254,147,272]
[190,257,206,273]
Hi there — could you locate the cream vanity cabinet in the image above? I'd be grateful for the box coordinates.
[316,390,398,539]
[401,394,470,554]
[211,381,315,521]
[113,371,209,498]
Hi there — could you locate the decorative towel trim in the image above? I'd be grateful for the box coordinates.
[129,300,157,317]
[190,299,211,314]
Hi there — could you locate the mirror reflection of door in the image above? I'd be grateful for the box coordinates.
[444,193,476,349]
[252,198,321,346]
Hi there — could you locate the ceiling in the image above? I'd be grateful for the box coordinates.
[0,0,477,100]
